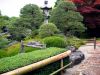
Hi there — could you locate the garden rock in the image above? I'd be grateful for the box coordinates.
[67,46,77,52]
[69,51,85,66]
[26,41,46,48]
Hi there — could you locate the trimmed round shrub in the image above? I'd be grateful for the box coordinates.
[43,36,67,48]
[39,23,59,38]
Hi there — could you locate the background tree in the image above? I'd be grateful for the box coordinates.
[50,1,86,36]
[20,4,43,30]
[8,17,32,41]
[0,14,10,33]
[70,0,100,37]
[9,27,31,41]
[8,4,44,41]
[0,15,9,27]
[54,0,64,7]
[7,17,18,28]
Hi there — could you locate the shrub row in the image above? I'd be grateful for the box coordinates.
[0,36,85,59]
[66,37,85,48]
[42,36,85,49]
[25,57,69,75]
[0,47,66,73]
[43,36,67,48]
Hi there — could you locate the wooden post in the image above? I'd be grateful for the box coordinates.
[61,59,64,75]
[94,37,96,49]
[20,40,25,53]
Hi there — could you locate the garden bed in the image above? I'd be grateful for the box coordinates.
[0,47,70,74]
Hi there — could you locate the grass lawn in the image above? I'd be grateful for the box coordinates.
[0,40,41,59]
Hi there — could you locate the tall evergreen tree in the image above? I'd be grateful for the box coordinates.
[54,0,64,7]
[19,4,43,30]
[8,4,43,41]
[50,1,86,36]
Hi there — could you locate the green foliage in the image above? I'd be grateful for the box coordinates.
[0,43,40,58]
[9,27,32,41]
[39,23,59,38]
[26,57,69,75]
[0,15,9,30]
[6,17,18,28]
[54,0,64,7]
[0,50,7,58]
[9,4,43,40]
[66,37,85,48]
[30,29,38,38]
[50,1,86,36]
[0,38,10,49]
[43,36,67,48]
[20,4,43,30]
[0,47,66,73]
[53,34,66,38]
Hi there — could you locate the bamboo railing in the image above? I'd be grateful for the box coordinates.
[1,50,71,75]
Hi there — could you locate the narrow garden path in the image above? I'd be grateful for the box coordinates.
[64,42,100,75]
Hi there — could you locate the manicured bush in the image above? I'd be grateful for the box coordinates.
[0,47,66,73]
[39,23,59,38]
[66,37,85,48]
[25,57,69,75]
[43,36,67,48]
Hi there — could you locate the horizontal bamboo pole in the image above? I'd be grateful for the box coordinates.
[50,62,72,75]
[1,50,71,75]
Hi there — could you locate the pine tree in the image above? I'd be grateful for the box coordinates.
[50,1,86,36]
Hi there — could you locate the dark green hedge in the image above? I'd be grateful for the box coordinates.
[0,47,67,74]
[43,36,67,48]
[24,57,69,75]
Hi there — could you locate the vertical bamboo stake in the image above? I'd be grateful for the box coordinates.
[94,37,96,49]
[61,59,64,75]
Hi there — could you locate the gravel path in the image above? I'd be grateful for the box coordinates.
[64,43,100,75]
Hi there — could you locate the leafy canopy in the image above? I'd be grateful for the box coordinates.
[8,4,44,41]
[20,4,43,30]
[50,1,86,36]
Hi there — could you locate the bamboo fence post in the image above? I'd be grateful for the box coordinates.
[61,59,64,75]
[20,40,25,53]
[94,37,96,49]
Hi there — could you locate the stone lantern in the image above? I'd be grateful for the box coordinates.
[41,0,52,24]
